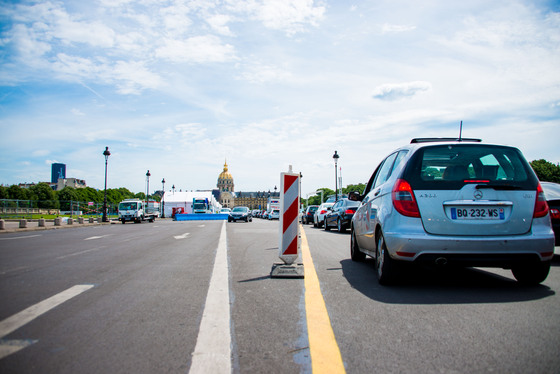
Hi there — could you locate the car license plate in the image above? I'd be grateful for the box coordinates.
[450,207,505,220]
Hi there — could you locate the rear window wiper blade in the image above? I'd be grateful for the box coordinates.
[475,184,524,190]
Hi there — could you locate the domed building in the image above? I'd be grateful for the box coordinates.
[216,161,279,210]
[218,161,235,208]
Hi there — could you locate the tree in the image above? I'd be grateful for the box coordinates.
[57,186,79,211]
[343,183,366,195]
[77,187,102,203]
[530,159,560,183]
[7,185,31,200]
[0,186,8,199]
[29,182,58,209]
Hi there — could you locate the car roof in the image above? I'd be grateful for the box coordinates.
[390,138,521,155]
[541,182,560,200]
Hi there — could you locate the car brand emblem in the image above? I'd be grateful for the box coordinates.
[474,190,483,200]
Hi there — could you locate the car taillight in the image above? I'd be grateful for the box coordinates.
[551,208,560,220]
[320,210,327,214]
[344,209,354,214]
[533,183,549,218]
[392,179,421,218]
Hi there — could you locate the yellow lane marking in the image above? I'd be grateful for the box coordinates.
[300,226,346,374]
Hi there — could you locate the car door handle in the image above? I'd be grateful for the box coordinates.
[374,190,380,196]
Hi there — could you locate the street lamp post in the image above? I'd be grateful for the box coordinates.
[146,170,151,209]
[102,147,111,222]
[333,150,339,201]
[161,178,165,218]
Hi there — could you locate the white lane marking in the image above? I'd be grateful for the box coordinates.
[84,235,109,241]
[198,225,205,228]
[174,233,190,240]
[0,339,37,359]
[189,221,231,374]
[0,266,29,276]
[0,235,42,241]
[0,284,94,359]
[57,247,105,259]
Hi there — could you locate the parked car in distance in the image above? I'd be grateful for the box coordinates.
[220,208,232,215]
[302,205,319,224]
[228,206,252,222]
[268,209,280,220]
[350,137,555,285]
[313,202,334,228]
[541,181,560,246]
[324,198,360,232]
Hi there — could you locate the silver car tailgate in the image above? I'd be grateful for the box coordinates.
[416,184,535,236]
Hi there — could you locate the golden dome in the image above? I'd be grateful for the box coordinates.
[218,161,233,181]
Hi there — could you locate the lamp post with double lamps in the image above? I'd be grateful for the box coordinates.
[102,146,110,222]
[161,178,165,218]
[333,150,339,201]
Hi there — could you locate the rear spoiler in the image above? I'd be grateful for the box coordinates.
[410,138,482,143]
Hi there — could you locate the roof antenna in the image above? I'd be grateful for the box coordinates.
[458,120,463,141]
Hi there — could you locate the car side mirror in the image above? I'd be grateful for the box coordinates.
[348,191,362,202]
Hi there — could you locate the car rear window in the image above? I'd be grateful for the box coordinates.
[404,144,538,190]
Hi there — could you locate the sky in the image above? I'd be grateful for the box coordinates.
[1,0,559,198]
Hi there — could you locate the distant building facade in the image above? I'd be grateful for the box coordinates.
[216,161,279,210]
[53,178,87,191]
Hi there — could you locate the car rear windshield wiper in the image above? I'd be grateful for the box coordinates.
[475,184,524,190]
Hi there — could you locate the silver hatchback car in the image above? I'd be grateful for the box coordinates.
[350,138,555,285]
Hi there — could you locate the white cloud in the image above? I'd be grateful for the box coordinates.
[237,61,293,83]
[381,23,416,34]
[372,81,432,101]
[155,35,237,63]
[207,14,233,36]
[229,0,325,35]
[110,60,164,94]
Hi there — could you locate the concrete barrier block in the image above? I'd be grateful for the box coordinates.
[78,217,84,224]
[39,219,46,227]
[89,217,94,223]
[0,219,5,230]
[67,218,73,225]
[19,219,27,228]
[54,218,62,226]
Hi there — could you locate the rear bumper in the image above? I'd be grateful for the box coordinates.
[384,230,555,265]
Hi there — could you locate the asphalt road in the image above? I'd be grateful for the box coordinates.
[0,219,559,373]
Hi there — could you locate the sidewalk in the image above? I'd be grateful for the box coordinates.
[0,218,113,233]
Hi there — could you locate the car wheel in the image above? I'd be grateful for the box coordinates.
[511,261,551,285]
[351,228,366,262]
[376,233,397,285]
[324,218,330,231]
[313,220,317,228]
[337,218,345,233]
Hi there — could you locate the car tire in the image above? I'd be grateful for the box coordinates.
[337,218,345,233]
[511,261,551,285]
[351,229,366,262]
[376,233,397,285]
[324,218,330,231]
